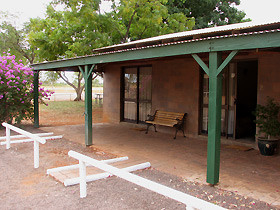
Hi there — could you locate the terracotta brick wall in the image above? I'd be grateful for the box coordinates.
[102,53,280,138]
[152,57,200,136]
[258,54,280,104]
[103,63,121,123]
[103,57,200,136]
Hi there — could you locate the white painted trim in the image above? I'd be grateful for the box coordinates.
[0,132,54,141]
[0,135,63,145]
[47,156,129,175]
[1,123,61,168]
[2,123,46,144]
[69,151,225,210]
[64,162,151,186]
[6,127,10,149]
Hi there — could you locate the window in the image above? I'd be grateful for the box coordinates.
[122,66,152,123]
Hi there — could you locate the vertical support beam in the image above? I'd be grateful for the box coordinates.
[34,71,39,128]
[84,65,93,146]
[207,52,223,185]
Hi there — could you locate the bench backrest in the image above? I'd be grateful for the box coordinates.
[154,110,186,124]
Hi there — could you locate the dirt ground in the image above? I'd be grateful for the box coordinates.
[0,126,278,210]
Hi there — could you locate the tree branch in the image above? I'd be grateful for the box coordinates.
[123,4,139,42]
[56,71,78,91]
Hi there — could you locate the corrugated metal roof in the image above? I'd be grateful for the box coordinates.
[31,20,280,67]
[94,20,280,53]
[91,28,280,56]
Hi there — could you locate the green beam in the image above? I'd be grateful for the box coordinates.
[207,52,223,185]
[31,32,280,71]
[192,54,209,75]
[216,50,238,76]
[78,66,85,78]
[81,65,93,146]
[33,71,39,128]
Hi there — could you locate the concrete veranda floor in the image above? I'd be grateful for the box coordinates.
[40,123,280,208]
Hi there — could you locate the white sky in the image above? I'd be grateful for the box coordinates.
[1,0,280,27]
[1,0,280,28]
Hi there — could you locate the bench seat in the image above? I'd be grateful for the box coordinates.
[145,110,187,139]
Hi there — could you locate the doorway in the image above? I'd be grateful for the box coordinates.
[235,61,258,139]
[200,60,258,139]
[121,66,152,123]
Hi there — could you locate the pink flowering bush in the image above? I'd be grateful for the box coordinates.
[0,53,53,124]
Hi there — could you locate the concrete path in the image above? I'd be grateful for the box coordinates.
[41,123,280,208]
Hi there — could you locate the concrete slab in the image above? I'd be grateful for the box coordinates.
[41,123,280,207]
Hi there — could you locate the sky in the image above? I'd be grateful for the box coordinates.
[1,0,280,28]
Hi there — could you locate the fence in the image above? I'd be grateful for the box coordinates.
[1,123,62,168]
[68,150,226,210]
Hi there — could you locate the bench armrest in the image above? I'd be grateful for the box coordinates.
[147,114,155,121]
[175,118,183,124]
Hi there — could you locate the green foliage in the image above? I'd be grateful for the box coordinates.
[42,71,61,85]
[28,1,112,60]
[254,97,280,139]
[0,12,38,64]
[0,53,53,124]
[109,0,195,43]
[166,0,250,29]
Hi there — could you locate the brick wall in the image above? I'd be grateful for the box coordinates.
[103,63,121,123]
[102,53,280,138]
[103,57,200,136]
[258,54,280,104]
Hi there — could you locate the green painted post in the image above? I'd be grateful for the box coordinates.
[84,65,93,146]
[206,52,223,185]
[34,71,39,128]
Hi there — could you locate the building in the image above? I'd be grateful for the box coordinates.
[31,20,280,185]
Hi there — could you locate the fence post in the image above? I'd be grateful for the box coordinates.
[6,127,10,149]
[79,160,87,198]
[34,140,39,168]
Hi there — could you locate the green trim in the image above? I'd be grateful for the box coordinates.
[88,64,95,79]
[216,50,238,76]
[192,54,209,75]
[33,71,39,128]
[207,52,223,185]
[78,66,85,78]
[83,65,93,146]
[32,32,280,71]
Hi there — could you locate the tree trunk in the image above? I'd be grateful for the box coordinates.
[74,87,84,101]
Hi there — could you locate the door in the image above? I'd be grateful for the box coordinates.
[226,63,237,138]
[200,64,237,137]
[123,66,152,123]
[123,67,138,122]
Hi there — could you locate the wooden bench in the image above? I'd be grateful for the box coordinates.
[145,110,187,139]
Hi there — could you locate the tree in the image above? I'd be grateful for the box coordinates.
[0,53,53,124]
[0,12,38,64]
[166,0,250,29]
[27,0,194,101]
[108,0,195,43]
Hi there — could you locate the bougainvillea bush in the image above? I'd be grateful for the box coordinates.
[0,53,53,124]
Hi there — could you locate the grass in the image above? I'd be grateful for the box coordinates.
[39,100,103,126]
[40,101,102,112]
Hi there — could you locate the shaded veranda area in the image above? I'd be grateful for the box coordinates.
[39,122,280,208]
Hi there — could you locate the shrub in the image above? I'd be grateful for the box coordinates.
[254,97,280,139]
[0,53,53,124]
